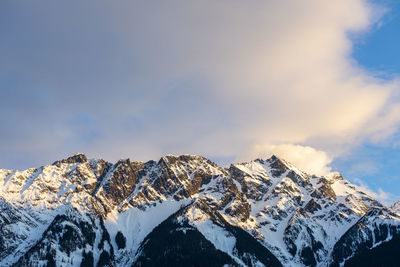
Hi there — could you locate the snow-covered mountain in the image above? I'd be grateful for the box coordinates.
[1,153,399,267]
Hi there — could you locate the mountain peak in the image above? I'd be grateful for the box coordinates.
[158,154,216,167]
[253,154,281,164]
[264,154,292,177]
[270,154,280,161]
[52,152,88,166]
[324,172,344,181]
[391,200,400,213]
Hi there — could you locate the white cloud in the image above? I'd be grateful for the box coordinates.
[99,0,400,162]
[352,177,395,204]
[1,0,400,174]
[241,144,332,176]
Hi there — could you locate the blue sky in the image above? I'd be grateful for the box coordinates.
[1,0,400,203]
[353,0,400,76]
[332,0,400,202]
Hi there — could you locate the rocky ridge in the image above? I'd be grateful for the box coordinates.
[0,153,399,266]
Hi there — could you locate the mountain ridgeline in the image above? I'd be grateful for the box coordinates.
[0,153,399,266]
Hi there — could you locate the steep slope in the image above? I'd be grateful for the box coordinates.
[0,153,398,266]
[0,197,39,262]
[13,208,113,267]
[390,200,400,214]
[330,208,400,266]
[226,157,383,266]
[337,235,400,267]
[133,200,282,267]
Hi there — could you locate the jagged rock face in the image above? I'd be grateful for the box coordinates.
[52,153,88,166]
[0,153,399,267]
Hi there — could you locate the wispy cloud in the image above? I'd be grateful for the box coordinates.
[353,177,398,204]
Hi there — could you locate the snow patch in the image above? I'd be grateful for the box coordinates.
[105,199,191,258]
